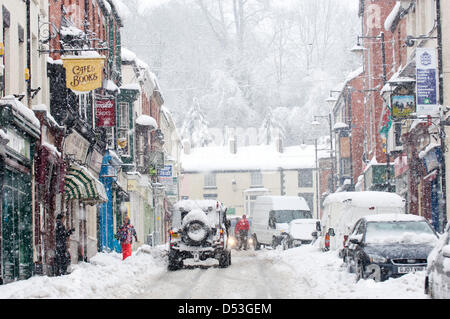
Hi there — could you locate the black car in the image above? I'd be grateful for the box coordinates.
[343,214,439,282]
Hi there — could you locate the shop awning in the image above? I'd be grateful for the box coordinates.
[65,162,108,204]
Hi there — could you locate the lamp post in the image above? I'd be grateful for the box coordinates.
[312,114,335,193]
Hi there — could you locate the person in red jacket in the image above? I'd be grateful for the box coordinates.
[234,215,250,250]
[116,215,138,260]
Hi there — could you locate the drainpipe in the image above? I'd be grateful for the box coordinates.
[436,0,447,232]
[26,0,31,108]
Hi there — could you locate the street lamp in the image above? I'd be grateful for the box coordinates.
[312,114,335,193]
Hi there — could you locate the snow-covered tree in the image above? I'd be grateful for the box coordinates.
[258,107,285,145]
[179,98,213,148]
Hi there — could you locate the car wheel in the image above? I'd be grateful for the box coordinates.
[219,251,230,268]
[251,234,260,250]
[168,251,182,271]
[356,260,365,281]
[271,237,278,249]
[281,235,290,250]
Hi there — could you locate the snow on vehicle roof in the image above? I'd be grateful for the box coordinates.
[173,199,225,212]
[257,196,310,211]
[291,218,319,224]
[363,214,425,222]
[323,191,405,208]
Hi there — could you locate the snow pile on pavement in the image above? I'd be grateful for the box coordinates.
[264,244,427,299]
[0,245,167,299]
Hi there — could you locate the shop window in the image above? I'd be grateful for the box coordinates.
[117,102,130,156]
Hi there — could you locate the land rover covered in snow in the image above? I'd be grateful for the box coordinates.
[168,200,231,270]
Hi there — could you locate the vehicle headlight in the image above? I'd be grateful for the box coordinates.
[228,237,236,246]
[368,254,387,263]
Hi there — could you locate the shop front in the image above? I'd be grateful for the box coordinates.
[0,97,40,283]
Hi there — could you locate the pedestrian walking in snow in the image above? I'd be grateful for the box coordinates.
[116,215,138,260]
[234,214,250,250]
[55,213,74,276]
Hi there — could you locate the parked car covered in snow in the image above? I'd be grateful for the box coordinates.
[168,200,231,270]
[319,191,405,253]
[344,214,438,282]
[251,196,313,250]
[425,222,450,298]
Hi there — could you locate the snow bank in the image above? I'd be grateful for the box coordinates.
[0,245,167,299]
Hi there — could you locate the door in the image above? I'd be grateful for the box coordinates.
[1,168,33,282]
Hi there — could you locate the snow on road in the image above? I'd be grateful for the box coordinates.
[0,244,428,299]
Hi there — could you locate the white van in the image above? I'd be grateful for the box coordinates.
[251,196,318,249]
[319,191,405,254]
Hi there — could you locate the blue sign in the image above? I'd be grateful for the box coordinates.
[159,165,172,177]
[416,48,438,116]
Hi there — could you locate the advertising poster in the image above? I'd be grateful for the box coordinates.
[416,48,438,117]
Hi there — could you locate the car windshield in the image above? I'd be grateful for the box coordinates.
[271,210,312,223]
[365,221,437,245]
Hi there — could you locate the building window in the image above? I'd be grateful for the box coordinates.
[79,93,92,123]
[204,173,216,188]
[105,126,115,149]
[250,171,263,187]
[203,193,217,199]
[117,102,129,156]
[298,169,313,187]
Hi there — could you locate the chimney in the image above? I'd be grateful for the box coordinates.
[229,137,237,154]
[276,137,283,153]
[182,139,191,155]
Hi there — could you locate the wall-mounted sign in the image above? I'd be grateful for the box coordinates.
[62,57,105,92]
[159,165,172,178]
[6,129,30,160]
[416,48,438,117]
[95,98,115,127]
[392,94,415,119]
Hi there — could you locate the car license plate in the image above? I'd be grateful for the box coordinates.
[398,266,425,273]
[193,252,200,262]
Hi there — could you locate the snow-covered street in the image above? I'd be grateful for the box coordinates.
[0,243,428,299]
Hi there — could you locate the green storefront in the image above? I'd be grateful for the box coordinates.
[0,98,40,284]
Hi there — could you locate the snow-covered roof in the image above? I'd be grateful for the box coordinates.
[104,79,120,92]
[333,122,348,130]
[121,47,137,63]
[181,143,329,172]
[108,0,131,23]
[419,143,440,159]
[384,1,402,32]
[0,95,40,128]
[120,83,141,91]
[135,115,158,128]
[323,191,405,208]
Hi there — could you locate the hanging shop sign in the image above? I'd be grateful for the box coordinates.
[64,130,90,163]
[62,57,105,92]
[391,85,416,119]
[416,48,438,117]
[95,98,115,127]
